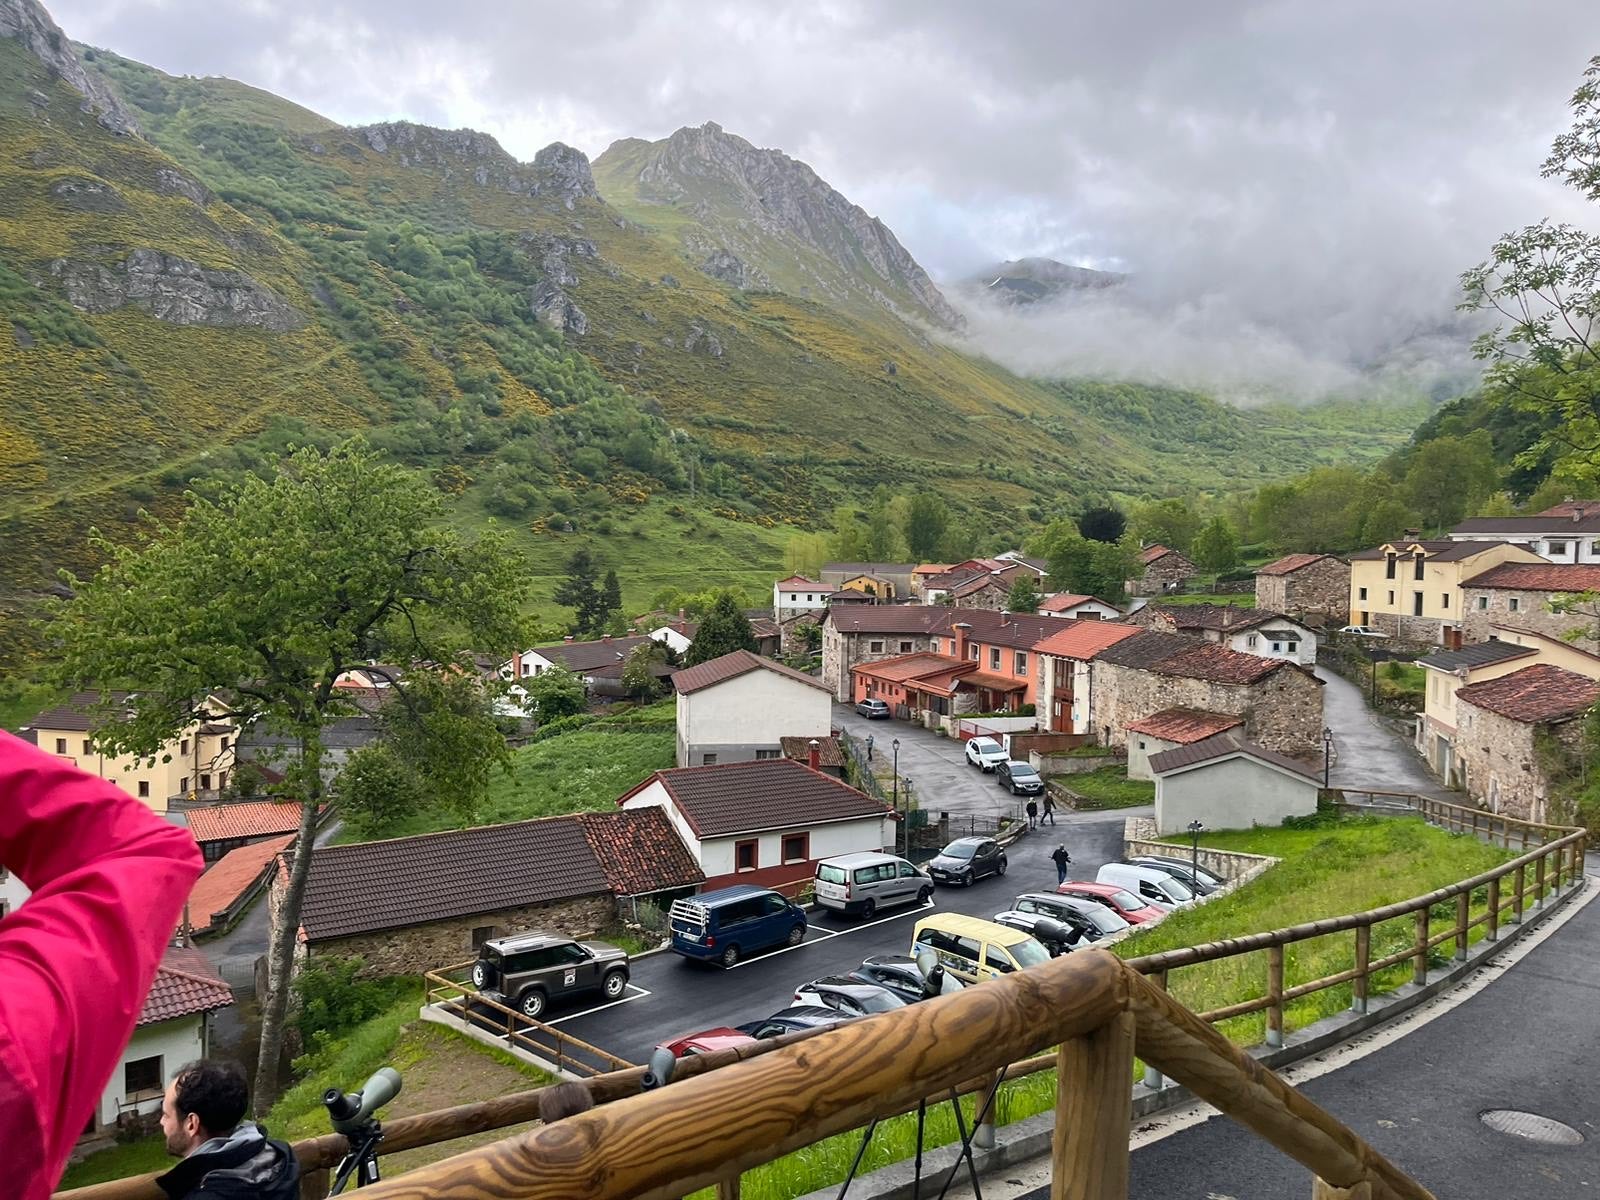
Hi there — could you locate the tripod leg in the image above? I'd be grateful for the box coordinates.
[934,1071,1005,1200]
[834,1117,879,1200]
[912,1098,927,1200]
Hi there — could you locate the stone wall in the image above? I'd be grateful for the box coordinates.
[308,894,616,978]
[1124,816,1280,883]
[1366,611,1449,644]
[1461,588,1599,648]
[1130,552,1198,597]
[1257,558,1350,622]
[1455,704,1584,824]
[951,582,1008,611]
[822,625,938,702]
[1092,661,1324,759]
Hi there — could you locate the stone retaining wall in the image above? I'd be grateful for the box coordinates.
[1123,815,1279,887]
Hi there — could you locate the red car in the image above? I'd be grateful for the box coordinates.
[657,1027,758,1058]
[1055,880,1166,926]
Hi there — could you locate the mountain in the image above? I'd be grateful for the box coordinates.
[962,256,1125,306]
[593,122,962,330]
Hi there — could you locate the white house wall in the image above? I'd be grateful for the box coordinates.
[650,627,694,656]
[700,816,893,877]
[1224,624,1317,666]
[97,1016,206,1128]
[1154,757,1319,835]
[677,671,832,767]
[1126,733,1179,782]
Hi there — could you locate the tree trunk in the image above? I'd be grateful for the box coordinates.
[254,731,325,1116]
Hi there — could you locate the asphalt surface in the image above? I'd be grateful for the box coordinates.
[1318,665,1446,798]
[540,811,1134,1065]
[832,703,1029,819]
[999,880,1600,1200]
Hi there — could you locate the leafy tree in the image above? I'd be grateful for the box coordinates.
[903,493,950,560]
[1356,498,1416,548]
[1549,589,1600,646]
[552,548,613,637]
[1130,498,1201,554]
[49,441,527,1112]
[1078,505,1127,543]
[621,640,669,700]
[864,485,907,561]
[783,532,830,579]
[374,668,511,821]
[1402,434,1499,530]
[686,592,758,665]
[601,569,623,629]
[337,742,425,835]
[1192,517,1241,572]
[524,665,586,720]
[1006,574,1041,613]
[829,504,869,560]
[1030,520,1136,601]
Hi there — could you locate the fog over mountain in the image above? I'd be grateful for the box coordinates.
[48,0,1600,402]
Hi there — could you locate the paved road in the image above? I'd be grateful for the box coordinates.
[1319,665,1446,798]
[544,814,1133,1065]
[833,704,1023,819]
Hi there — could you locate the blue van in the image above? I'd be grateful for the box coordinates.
[669,885,808,967]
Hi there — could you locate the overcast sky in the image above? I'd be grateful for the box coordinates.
[48,0,1600,401]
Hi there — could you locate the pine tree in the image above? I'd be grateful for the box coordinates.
[686,592,759,665]
[552,548,605,637]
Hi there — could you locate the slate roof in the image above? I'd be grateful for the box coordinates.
[1453,513,1600,534]
[1033,621,1141,660]
[822,562,916,576]
[672,649,830,695]
[23,690,133,732]
[139,945,234,1027]
[531,636,654,676]
[1349,540,1523,562]
[1147,732,1320,781]
[779,736,847,769]
[187,801,310,845]
[1454,664,1599,725]
[578,809,705,898]
[1415,641,1539,673]
[1257,553,1340,576]
[186,834,293,934]
[1141,604,1299,634]
[624,758,889,838]
[949,570,1015,598]
[1461,562,1600,592]
[1125,708,1243,744]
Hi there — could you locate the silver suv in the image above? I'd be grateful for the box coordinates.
[470,931,630,1019]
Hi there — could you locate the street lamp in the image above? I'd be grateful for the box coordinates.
[892,738,901,854]
[1322,726,1334,789]
[1187,820,1204,887]
[901,777,913,857]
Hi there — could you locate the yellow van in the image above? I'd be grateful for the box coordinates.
[910,912,1051,983]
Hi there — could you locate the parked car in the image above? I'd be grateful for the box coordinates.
[469,931,630,1020]
[814,852,932,917]
[846,955,929,1004]
[856,698,892,719]
[995,759,1044,796]
[1126,855,1225,896]
[793,977,908,1015]
[1008,891,1131,944]
[964,736,1008,771]
[926,836,1007,886]
[990,910,1081,957]
[656,1027,758,1058]
[1338,625,1390,638]
[910,912,1051,983]
[1096,862,1197,911]
[669,885,808,968]
[736,1006,855,1039]
[1056,880,1167,925]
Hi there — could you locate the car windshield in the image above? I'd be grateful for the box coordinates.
[971,738,1000,754]
[1009,938,1051,968]
[1109,890,1143,911]
[1160,878,1195,902]
[1008,763,1038,778]
[942,842,978,859]
[852,989,904,1013]
[1087,907,1128,933]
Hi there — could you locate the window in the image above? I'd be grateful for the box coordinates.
[984,947,1018,974]
[899,640,913,652]
[735,839,759,871]
[990,647,1001,670]
[137,781,149,798]
[1387,590,1395,605]
[1137,739,1146,750]
[81,739,92,755]
[54,738,66,754]
[1413,554,1425,581]
[898,862,919,878]
[1412,593,1424,617]
[1476,596,1488,611]
[755,749,780,760]
[1271,641,1282,653]
[869,640,885,653]
[1510,597,1521,613]
[1014,651,1027,676]
[124,1055,162,1098]
[218,771,228,790]
[1440,594,1449,610]
[180,738,190,755]
[1247,634,1259,648]
[969,644,979,660]
[948,639,957,654]
[471,925,497,948]
[781,833,809,863]
[179,776,188,792]
[1549,541,1569,555]
[221,737,230,751]
[1358,587,1368,601]
[806,594,814,602]
[702,753,718,765]
[1385,554,1397,579]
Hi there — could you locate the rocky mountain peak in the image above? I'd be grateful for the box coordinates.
[961,257,1126,307]
[2,0,138,134]
[532,141,598,202]
[336,122,598,209]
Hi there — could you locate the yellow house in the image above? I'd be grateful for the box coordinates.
[839,573,897,600]
[20,691,238,813]
[1489,625,1600,679]
[1347,540,1543,645]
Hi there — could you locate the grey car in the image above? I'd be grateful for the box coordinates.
[926,837,1007,886]
[471,931,630,1020]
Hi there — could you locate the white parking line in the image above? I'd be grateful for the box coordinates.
[543,983,652,1025]
[725,901,937,968]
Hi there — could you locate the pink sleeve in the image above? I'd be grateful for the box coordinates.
[0,730,204,1199]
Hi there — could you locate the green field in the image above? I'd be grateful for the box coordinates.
[1056,766,1155,809]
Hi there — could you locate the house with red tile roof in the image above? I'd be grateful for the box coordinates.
[185,833,294,937]
[1038,593,1122,620]
[671,649,832,767]
[618,758,893,892]
[1460,561,1600,647]
[1032,620,1142,734]
[1254,553,1349,622]
[186,799,327,863]
[1148,732,1322,835]
[850,650,1027,722]
[1125,708,1244,780]
[1453,663,1600,821]
[1128,544,1198,597]
[1130,604,1318,666]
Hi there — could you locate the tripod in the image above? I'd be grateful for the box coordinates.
[327,1118,385,1193]
[833,1070,1006,1200]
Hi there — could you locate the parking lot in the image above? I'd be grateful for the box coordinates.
[520,812,1132,1066]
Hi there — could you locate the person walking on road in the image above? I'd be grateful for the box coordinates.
[1041,791,1056,825]
[1025,799,1038,828]
[1051,843,1072,885]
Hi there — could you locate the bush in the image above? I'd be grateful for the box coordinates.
[1216,567,1256,583]
[531,712,596,741]
[291,957,416,1058]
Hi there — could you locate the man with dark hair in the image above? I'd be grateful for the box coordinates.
[157,1060,298,1199]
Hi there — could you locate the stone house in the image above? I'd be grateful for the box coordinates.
[1091,630,1325,760]
[1459,562,1600,648]
[947,569,1019,611]
[1254,553,1350,623]
[671,649,832,767]
[504,634,657,697]
[779,736,848,779]
[1130,604,1318,666]
[773,575,829,622]
[1125,707,1244,781]
[1128,544,1198,597]
[1449,501,1600,563]
[1149,733,1322,836]
[821,606,950,701]
[276,808,703,977]
[1454,664,1600,822]
[1032,621,1143,735]
[1412,640,1540,788]
[1347,540,1543,645]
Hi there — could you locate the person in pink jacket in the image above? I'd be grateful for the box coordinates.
[0,729,204,1198]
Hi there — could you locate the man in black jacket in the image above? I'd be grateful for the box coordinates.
[156,1060,299,1199]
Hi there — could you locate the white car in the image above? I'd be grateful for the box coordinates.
[964,736,1008,771]
[1338,625,1390,638]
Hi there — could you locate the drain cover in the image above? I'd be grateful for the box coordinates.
[1480,1109,1585,1145]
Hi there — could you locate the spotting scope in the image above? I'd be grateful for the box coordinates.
[323,1067,402,1135]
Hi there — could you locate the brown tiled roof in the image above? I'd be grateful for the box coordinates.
[959,611,1070,651]
[1462,562,1600,592]
[672,649,830,695]
[1033,620,1141,659]
[1455,664,1599,725]
[1257,553,1340,576]
[913,564,952,575]
[1125,708,1243,744]
[578,809,704,897]
[532,636,654,675]
[949,571,1013,598]
[826,607,952,634]
[23,690,133,733]
[186,834,293,934]
[851,651,962,683]
[779,736,847,768]
[187,801,309,845]
[1147,732,1320,781]
[1097,631,1291,684]
[748,616,781,639]
[1536,501,1600,519]
[298,813,612,941]
[776,575,821,586]
[624,758,889,838]
[1454,514,1600,534]
[1141,604,1295,634]
[1349,540,1529,562]
[1139,544,1175,564]
[1038,593,1117,613]
[139,946,234,1027]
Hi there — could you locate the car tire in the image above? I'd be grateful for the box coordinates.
[471,962,489,990]
[518,988,547,1020]
[721,944,742,968]
[861,898,877,919]
[963,871,974,887]
[918,886,932,905]
[601,969,628,1000]
[787,924,806,946]
[996,856,1008,877]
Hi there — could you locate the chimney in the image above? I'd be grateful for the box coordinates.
[1000,610,1010,627]
[1222,610,1234,628]
[808,739,821,771]
[954,621,972,661]
[564,635,575,643]
[679,608,687,619]
[602,634,611,643]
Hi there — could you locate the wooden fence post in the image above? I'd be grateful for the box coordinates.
[1142,970,1168,1090]
[299,1169,330,1199]
[1512,864,1525,924]
[1535,853,1547,909]
[1266,944,1285,1048]
[1052,1012,1136,1200]
[1412,908,1429,986]
[1352,924,1370,1014]
[974,1069,1000,1149]
[1454,893,1469,961]
[716,1174,741,1199]
[1486,877,1499,943]
[1573,838,1586,887]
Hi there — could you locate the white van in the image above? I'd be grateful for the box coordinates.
[1096,862,1196,911]
[815,853,932,918]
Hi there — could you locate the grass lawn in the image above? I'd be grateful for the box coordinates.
[1157,592,1257,607]
[1055,766,1154,809]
